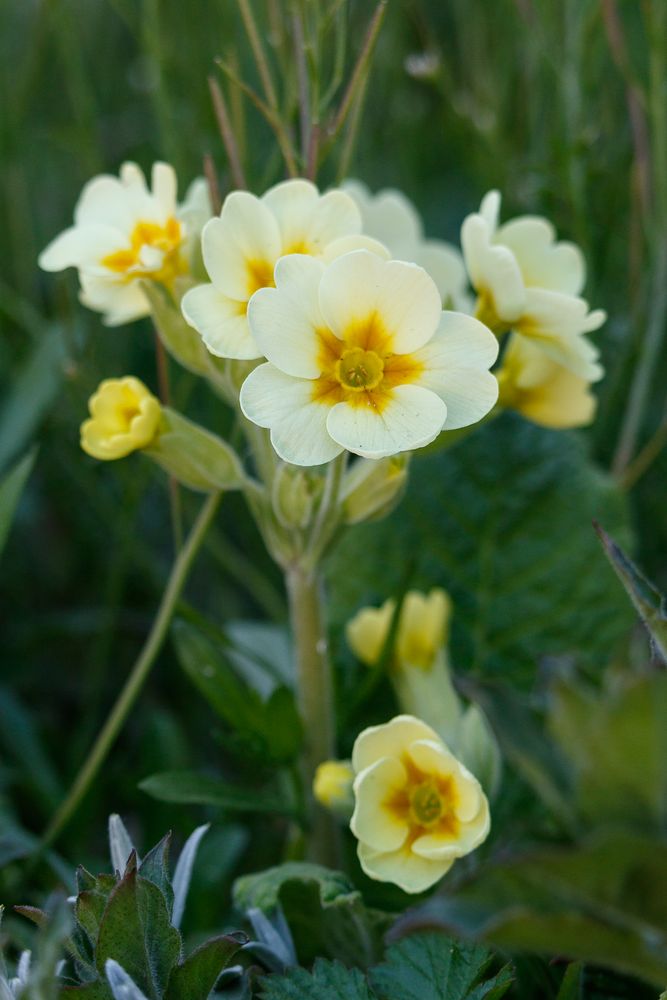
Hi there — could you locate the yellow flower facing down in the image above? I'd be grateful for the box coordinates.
[39,162,211,325]
[181,178,386,361]
[81,377,161,460]
[497,333,597,429]
[461,190,605,382]
[351,715,490,893]
[313,760,355,818]
[346,588,451,670]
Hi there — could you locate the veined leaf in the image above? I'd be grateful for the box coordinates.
[259,959,372,1000]
[139,770,295,816]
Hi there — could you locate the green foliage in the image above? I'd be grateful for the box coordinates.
[234,863,390,968]
[330,416,633,682]
[259,932,511,1000]
[0,448,36,558]
[139,771,294,816]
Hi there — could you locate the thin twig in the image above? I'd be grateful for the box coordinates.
[154,331,183,552]
[292,9,311,166]
[306,121,321,181]
[238,0,278,109]
[216,58,298,177]
[326,1,386,144]
[203,152,222,214]
[208,74,247,190]
[336,66,369,182]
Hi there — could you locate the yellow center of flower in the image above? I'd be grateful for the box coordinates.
[246,258,276,297]
[102,217,185,288]
[386,758,459,840]
[409,780,446,827]
[312,313,424,413]
[335,348,384,390]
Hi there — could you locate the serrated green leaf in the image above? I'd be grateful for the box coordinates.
[139,770,294,816]
[259,958,373,1000]
[370,932,511,1000]
[329,416,633,681]
[0,448,36,558]
[595,523,667,662]
[234,864,389,967]
[164,934,244,1000]
[95,868,181,1000]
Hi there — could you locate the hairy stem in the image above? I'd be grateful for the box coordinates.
[41,491,221,848]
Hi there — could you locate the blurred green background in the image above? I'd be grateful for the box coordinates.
[1,0,665,978]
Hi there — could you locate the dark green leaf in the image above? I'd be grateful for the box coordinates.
[165,934,244,1000]
[95,868,181,1000]
[139,770,294,815]
[259,958,373,1000]
[0,448,36,557]
[556,962,583,1000]
[595,523,667,662]
[262,686,303,762]
[329,415,633,681]
[370,932,512,1000]
[139,833,174,914]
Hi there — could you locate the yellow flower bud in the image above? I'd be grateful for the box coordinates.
[80,377,161,461]
[346,588,451,671]
[350,715,490,893]
[313,760,354,819]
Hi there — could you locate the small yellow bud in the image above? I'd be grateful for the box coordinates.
[80,377,161,461]
[313,760,355,818]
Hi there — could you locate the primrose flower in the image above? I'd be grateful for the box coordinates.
[39,163,211,325]
[313,760,355,818]
[181,178,384,361]
[461,190,605,380]
[239,251,499,466]
[343,180,470,311]
[80,377,161,460]
[351,715,490,893]
[497,333,597,429]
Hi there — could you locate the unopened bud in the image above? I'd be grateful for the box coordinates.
[272,463,318,529]
[146,408,245,492]
[458,704,501,799]
[313,760,354,820]
[341,455,408,525]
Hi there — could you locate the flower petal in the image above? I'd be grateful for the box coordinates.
[38,225,128,272]
[406,739,485,824]
[151,162,178,218]
[182,284,260,360]
[79,273,149,325]
[416,241,468,305]
[461,214,525,321]
[326,384,446,459]
[517,289,605,380]
[319,252,442,354]
[202,193,282,300]
[343,181,423,256]
[496,216,585,295]
[74,175,150,229]
[247,255,325,377]
[352,715,439,774]
[262,179,361,253]
[357,841,453,893]
[239,364,343,466]
[351,757,409,852]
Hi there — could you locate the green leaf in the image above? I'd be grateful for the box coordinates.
[429,829,667,988]
[234,863,389,967]
[138,833,174,914]
[594,522,667,662]
[95,867,181,1000]
[139,770,294,816]
[0,448,36,558]
[329,416,633,681]
[173,619,301,763]
[164,934,244,1000]
[548,673,667,832]
[556,962,583,1000]
[60,985,112,998]
[369,932,512,1000]
[259,959,373,1000]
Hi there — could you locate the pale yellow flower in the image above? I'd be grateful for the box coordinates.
[81,377,161,460]
[350,715,490,893]
[346,588,451,669]
[461,190,605,381]
[181,178,385,361]
[39,163,211,325]
[313,760,355,817]
[240,251,498,466]
[497,333,596,429]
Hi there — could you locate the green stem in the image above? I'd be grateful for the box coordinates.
[285,563,339,866]
[41,491,221,848]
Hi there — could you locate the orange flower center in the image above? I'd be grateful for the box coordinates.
[385,756,460,841]
[102,217,185,288]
